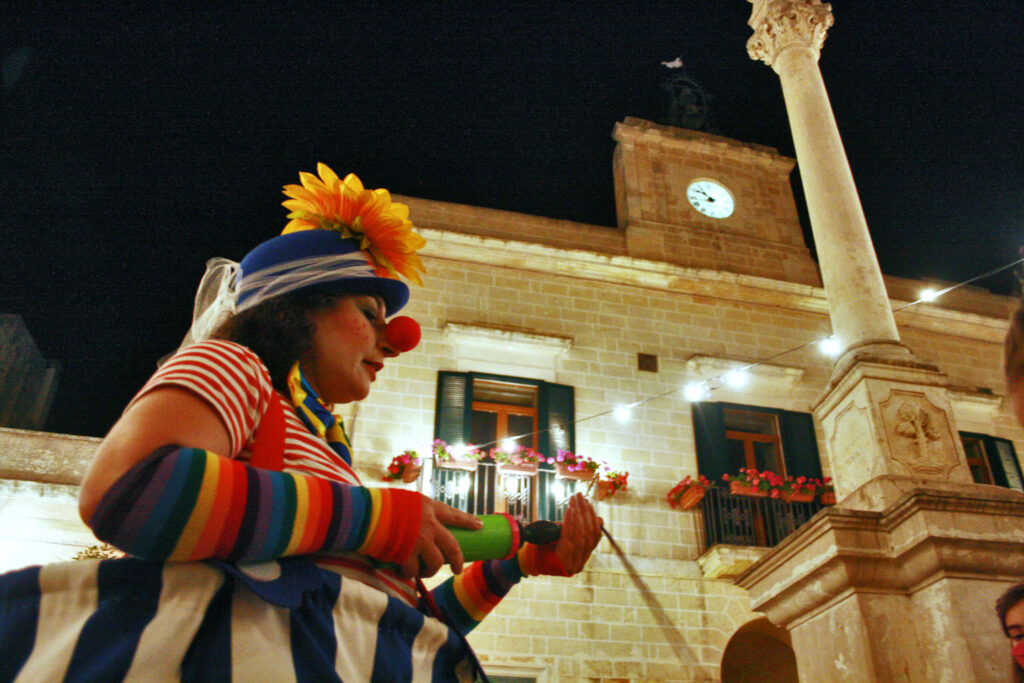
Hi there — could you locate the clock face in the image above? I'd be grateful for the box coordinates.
[686,180,734,219]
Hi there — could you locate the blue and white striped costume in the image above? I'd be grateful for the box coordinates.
[0,556,474,682]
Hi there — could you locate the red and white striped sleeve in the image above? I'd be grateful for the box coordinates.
[127,340,274,456]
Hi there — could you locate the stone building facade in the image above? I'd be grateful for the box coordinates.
[0,314,61,430]
[1,117,1021,681]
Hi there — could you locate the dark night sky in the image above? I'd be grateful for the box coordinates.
[2,2,1022,437]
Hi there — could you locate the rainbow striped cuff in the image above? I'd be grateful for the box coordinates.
[429,558,524,635]
[89,445,422,565]
[515,541,571,577]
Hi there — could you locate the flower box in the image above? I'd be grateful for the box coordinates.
[667,474,712,510]
[674,485,706,510]
[781,491,815,503]
[498,461,539,475]
[434,455,478,471]
[401,463,422,483]
[820,492,836,505]
[595,480,616,501]
[556,462,596,481]
[431,440,481,471]
[729,481,768,497]
[595,470,628,500]
[384,450,423,483]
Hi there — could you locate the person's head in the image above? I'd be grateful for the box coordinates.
[202,164,425,397]
[1004,305,1024,425]
[997,583,1024,676]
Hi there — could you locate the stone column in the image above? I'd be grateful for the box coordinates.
[746,0,913,372]
[746,0,971,496]
[739,5,1022,682]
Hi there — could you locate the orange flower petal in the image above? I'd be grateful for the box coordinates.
[278,164,426,285]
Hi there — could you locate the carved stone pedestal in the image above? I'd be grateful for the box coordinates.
[813,358,973,500]
[739,358,1024,682]
[737,481,1024,682]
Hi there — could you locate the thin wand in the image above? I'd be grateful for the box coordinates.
[600,526,695,666]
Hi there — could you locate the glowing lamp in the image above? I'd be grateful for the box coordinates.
[683,383,708,402]
[819,337,841,356]
[725,370,749,389]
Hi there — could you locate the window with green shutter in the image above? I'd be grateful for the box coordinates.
[433,371,575,522]
[960,432,1024,491]
[693,401,824,548]
[692,402,823,482]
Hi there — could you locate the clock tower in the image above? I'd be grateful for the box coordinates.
[612,117,821,287]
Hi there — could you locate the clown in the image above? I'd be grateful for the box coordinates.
[2,165,602,682]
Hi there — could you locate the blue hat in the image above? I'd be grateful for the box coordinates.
[235,230,410,315]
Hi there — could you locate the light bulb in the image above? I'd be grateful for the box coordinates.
[683,383,707,402]
[920,288,938,302]
[725,370,749,389]
[501,438,517,452]
[614,405,632,422]
[452,443,469,457]
[819,337,841,356]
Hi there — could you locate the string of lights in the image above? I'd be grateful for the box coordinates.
[444,256,1024,457]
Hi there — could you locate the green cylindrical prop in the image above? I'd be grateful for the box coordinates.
[447,514,516,562]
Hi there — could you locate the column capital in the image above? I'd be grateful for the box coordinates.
[747,0,834,68]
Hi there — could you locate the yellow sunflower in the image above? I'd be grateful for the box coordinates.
[281,163,426,285]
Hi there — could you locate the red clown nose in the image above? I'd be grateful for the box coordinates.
[385,316,421,353]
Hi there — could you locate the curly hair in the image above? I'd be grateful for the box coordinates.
[211,291,342,393]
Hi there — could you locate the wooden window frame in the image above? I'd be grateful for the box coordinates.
[959,431,1024,491]
[434,371,575,522]
[472,397,540,520]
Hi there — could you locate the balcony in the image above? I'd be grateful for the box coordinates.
[696,484,827,580]
[429,460,575,524]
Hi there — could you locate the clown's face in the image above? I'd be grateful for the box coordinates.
[302,295,397,404]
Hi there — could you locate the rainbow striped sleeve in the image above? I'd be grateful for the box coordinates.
[88,445,422,564]
[429,558,524,635]
[430,541,572,634]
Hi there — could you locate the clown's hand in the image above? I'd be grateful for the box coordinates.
[554,493,603,575]
[518,493,603,577]
[399,497,481,578]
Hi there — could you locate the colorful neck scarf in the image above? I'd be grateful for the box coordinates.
[287,362,354,465]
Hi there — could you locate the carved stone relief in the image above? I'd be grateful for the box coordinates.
[880,390,958,477]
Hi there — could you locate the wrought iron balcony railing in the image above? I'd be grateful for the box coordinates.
[429,461,576,524]
[698,484,825,551]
